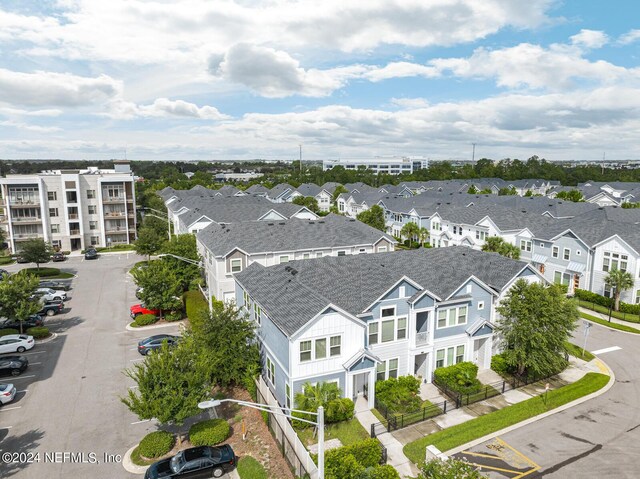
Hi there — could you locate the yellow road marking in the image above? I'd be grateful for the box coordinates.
[467,462,521,475]
[463,450,504,460]
[594,359,609,375]
[513,466,541,479]
[496,437,541,470]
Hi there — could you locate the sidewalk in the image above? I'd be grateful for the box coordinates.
[578,305,639,329]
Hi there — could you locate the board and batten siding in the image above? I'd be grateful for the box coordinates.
[434,278,492,340]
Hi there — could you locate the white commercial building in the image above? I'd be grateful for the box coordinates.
[323,157,429,175]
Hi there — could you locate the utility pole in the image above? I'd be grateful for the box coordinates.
[299,144,303,176]
[472,143,476,163]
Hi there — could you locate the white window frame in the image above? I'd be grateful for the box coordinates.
[230,258,242,273]
[299,340,312,362]
[563,248,570,261]
[88,205,97,214]
[337,250,347,256]
[378,246,387,252]
[552,246,559,258]
[435,344,465,369]
[47,191,57,201]
[520,240,532,252]
[50,224,60,234]
[279,255,289,264]
[266,357,275,385]
[436,305,468,329]
[375,358,400,381]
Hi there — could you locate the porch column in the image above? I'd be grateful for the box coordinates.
[367,371,375,409]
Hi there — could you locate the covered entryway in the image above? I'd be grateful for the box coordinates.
[466,319,494,369]
[344,349,380,409]
[352,371,369,401]
[473,337,490,369]
[413,353,428,380]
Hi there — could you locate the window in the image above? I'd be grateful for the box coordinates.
[378,246,387,252]
[359,248,366,254]
[230,258,242,273]
[457,306,467,324]
[330,336,341,356]
[455,345,465,364]
[286,383,291,409]
[520,240,532,252]
[315,338,326,359]
[337,251,346,256]
[266,357,275,384]
[397,317,407,340]
[87,189,96,199]
[381,307,395,317]
[253,303,261,325]
[47,191,57,201]
[88,205,97,214]
[376,362,386,382]
[89,221,97,230]
[563,248,570,261]
[388,359,398,379]
[636,290,640,304]
[302,253,310,259]
[299,341,312,362]
[477,301,484,310]
[368,323,379,345]
[552,246,559,258]
[436,349,445,368]
[50,224,60,234]
[279,255,289,264]
[475,230,487,241]
[91,236,99,246]
[437,310,447,328]
[437,305,468,328]
[432,222,441,231]
[381,319,395,343]
[49,208,58,217]
[453,226,457,235]
[554,271,571,286]
[603,252,628,272]
[316,252,323,258]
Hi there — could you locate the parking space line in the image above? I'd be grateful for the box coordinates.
[0,426,12,429]
[497,438,540,470]
[467,462,520,475]
[11,375,35,380]
[0,407,21,412]
[514,468,541,479]
[30,362,42,365]
[591,346,621,355]
[1,351,45,356]
[131,419,152,425]
[464,450,508,460]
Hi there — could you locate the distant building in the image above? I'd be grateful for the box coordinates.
[0,161,136,253]
[323,157,429,175]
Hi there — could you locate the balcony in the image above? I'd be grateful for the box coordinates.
[14,232,42,240]
[415,331,429,346]
[105,226,127,233]
[69,229,80,236]
[10,199,39,206]
[11,216,42,223]
[68,214,79,220]
[104,211,125,217]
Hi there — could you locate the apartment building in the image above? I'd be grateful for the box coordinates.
[323,157,429,175]
[0,161,136,253]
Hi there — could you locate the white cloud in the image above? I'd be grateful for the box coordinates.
[363,62,439,82]
[107,98,230,121]
[0,120,61,133]
[0,107,63,117]
[390,98,431,109]
[0,68,120,107]
[619,29,640,45]
[570,29,608,49]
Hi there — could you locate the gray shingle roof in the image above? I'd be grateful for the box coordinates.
[197,214,395,257]
[236,247,530,337]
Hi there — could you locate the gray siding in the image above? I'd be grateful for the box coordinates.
[350,357,375,372]
[262,350,288,407]
[292,371,346,396]
[225,249,246,272]
[414,293,435,309]
[434,279,492,339]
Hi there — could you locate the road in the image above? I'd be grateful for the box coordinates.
[0,254,182,478]
[458,320,640,478]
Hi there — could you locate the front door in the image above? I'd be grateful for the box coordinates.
[474,338,488,368]
[413,353,428,380]
[352,372,368,400]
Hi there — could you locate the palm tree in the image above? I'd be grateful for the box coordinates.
[418,227,430,247]
[294,381,342,412]
[400,222,420,245]
[605,268,634,311]
[481,236,520,260]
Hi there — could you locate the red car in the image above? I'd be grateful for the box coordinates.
[130,303,160,319]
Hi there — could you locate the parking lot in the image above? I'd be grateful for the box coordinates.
[0,253,183,478]
[454,437,540,479]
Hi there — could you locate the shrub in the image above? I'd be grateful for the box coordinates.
[189,419,230,446]
[364,464,401,479]
[164,311,183,322]
[133,314,157,327]
[433,362,482,396]
[326,398,355,423]
[0,256,14,265]
[237,456,267,479]
[183,290,208,323]
[26,327,50,339]
[490,353,513,377]
[22,267,60,277]
[0,328,19,337]
[138,431,175,459]
[325,439,383,479]
[375,375,422,414]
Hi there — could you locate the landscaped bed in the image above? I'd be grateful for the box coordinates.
[581,312,640,334]
[403,372,609,464]
[564,341,595,361]
[297,418,369,447]
[20,267,74,279]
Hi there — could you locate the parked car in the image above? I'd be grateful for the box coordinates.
[39,280,71,291]
[84,248,99,260]
[130,303,160,318]
[15,255,28,264]
[0,335,34,354]
[0,383,17,405]
[51,252,66,262]
[137,335,179,356]
[0,356,28,377]
[135,287,144,300]
[0,315,44,330]
[35,288,67,302]
[144,445,237,479]
[37,300,64,317]
[0,269,9,280]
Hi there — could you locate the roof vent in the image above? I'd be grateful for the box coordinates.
[290,268,298,275]
[349,219,355,222]
[279,222,285,225]
[267,223,274,226]
[318,220,325,224]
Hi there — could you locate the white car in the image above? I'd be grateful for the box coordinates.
[35,288,67,302]
[0,383,17,405]
[0,334,35,354]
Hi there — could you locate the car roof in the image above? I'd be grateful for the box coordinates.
[182,447,208,461]
[0,356,26,361]
[143,334,175,342]
[0,335,28,340]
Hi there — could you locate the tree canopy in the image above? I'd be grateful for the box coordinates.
[19,238,53,270]
[555,189,584,202]
[481,236,520,260]
[0,273,40,333]
[604,268,634,311]
[160,234,201,290]
[132,260,183,318]
[356,205,386,231]
[134,227,164,261]
[292,195,320,213]
[496,279,578,377]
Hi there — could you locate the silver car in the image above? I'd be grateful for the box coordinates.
[0,383,17,405]
[35,288,67,302]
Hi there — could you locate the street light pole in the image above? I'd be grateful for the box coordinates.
[607,286,616,323]
[198,398,324,479]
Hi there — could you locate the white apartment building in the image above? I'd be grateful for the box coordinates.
[0,161,137,253]
[323,157,429,175]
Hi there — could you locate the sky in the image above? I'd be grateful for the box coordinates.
[0,0,639,162]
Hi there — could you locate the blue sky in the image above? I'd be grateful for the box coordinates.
[0,1,639,162]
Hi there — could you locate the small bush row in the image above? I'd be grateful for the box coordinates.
[188,419,230,446]
[133,313,157,327]
[26,327,50,339]
[433,361,481,396]
[375,375,422,414]
[138,431,175,459]
[0,328,19,337]
[575,288,640,315]
[324,438,394,479]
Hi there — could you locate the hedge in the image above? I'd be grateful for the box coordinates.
[21,267,61,277]
[0,256,14,265]
[133,313,157,327]
[0,328,19,337]
[325,439,383,479]
[490,353,513,377]
[189,419,230,446]
[164,311,183,322]
[575,288,640,315]
[326,398,355,423]
[364,465,401,479]
[26,327,50,339]
[138,431,175,459]
[375,375,422,414]
[183,290,208,322]
[433,361,482,395]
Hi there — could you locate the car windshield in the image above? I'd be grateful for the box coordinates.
[169,454,185,473]
[0,384,8,392]
[18,335,28,340]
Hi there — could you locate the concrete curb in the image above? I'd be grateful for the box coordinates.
[126,319,186,332]
[581,315,640,336]
[445,357,615,456]
[35,332,58,344]
[122,444,149,475]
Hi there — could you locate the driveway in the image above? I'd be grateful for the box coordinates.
[454,320,640,478]
[0,253,183,478]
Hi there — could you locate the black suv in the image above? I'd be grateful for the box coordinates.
[0,315,44,330]
[145,445,236,479]
[0,356,28,377]
[84,248,98,260]
[137,335,179,356]
[52,252,66,262]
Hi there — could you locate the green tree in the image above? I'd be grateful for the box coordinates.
[400,222,420,244]
[479,188,493,194]
[135,227,163,261]
[418,226,430,247]
[356,205,386,231]
[0,273,40,333]
[19,238,53,271]
[604,268,634,311]
[467,185,479,194]
[132,261,183,319]
[294,381,342,413]
[417,458,487,479]
[292,195,320,213]
[555,190,584,202]
[481,236,520,260]
[332,184,349,202]
[498,186,517,196]
[621,202,640,209]
[189,302,259,387]
[524,189,533,197]
[161,234,201,291]
[121,335,210,428]
[0,226,6,249]
[496,280,578,377]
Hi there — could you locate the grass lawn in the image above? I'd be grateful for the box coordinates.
[578,300,640,323]
[129,445,157,466]
[297,418,369,447]
[564,341,595,361]
[237,456,267,479]
[581,312,640,334]
[371,408,387,426]
[0,256,14,265]
[403,372,609,464]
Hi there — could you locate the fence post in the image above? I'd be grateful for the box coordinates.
[502,381,505,394]
[370,423,375,438]
[443,401,447,414]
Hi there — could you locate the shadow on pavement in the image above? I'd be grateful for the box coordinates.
[0,428,46,477]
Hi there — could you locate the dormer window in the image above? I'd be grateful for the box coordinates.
[230,258,242,273]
